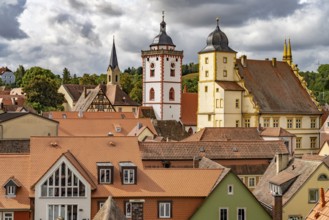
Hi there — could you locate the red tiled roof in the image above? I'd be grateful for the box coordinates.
[44,111,136,119]
[182,127,264,142]
[181,93,198,126]
[140,140,288,160]
[216,81,244,91]
[260,127,295,137]
[306,188,329,220]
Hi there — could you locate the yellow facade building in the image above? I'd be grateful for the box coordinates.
[197,19,321,155]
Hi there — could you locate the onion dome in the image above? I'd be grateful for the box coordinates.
[200,18,235,53]
[150,12,175,47]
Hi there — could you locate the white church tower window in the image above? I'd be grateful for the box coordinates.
[141,11,183,120]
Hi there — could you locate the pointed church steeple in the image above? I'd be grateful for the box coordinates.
[107,36,120,85]
[108,36,119,71]
[287,38,292,65]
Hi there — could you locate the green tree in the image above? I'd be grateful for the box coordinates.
[14,65,26,87]
[79,73,98,85]
[182,76,198,93]
[120,73,133,94]
[22,66,64,113]
[96,74,107,84]
[71,74,79,84]
[62,67,71,84]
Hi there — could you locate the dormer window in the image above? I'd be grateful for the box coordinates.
[3,176,21,197]
[97,162,114,184]
[119,162,137,185]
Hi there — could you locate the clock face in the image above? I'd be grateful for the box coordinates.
[150,63,155,69]
[171,63,175,68]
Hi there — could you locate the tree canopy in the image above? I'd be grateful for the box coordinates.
[22,66,64,113]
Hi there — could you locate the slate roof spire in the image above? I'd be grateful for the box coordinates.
[108,36,119,70]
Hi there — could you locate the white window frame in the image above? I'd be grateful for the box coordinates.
[309,188,319,203]
[219,208,228,220]
[47,204,78,220]
[7,185,16,196]
[99,168,111,184]
[123,169,135,184]
[159,202,171,218]
[248,177,256,188]
[2,212,14,220]
[237,208,246,220]
[228,184,234,195]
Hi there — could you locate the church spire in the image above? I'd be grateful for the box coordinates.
[283,39,287,62]
[287,38,292,65]
[108,36,119,70]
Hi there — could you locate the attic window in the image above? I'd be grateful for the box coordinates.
[318,174,329,181]
[97,162,114,184]
[119,162,137,185]
[3,177,21,197]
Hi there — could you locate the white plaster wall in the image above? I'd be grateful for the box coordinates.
[34,157,91,220]
[144,83,162,103]
[162,104,180,120]
[198,82,215,113]
[163,57,181,82]
[144,57,162,82]
[144,103,162,120]
[163,83,181,103]
[199,53,215,81]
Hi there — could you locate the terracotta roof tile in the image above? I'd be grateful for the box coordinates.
[181,93,197,126]
[0,139,30,153]
[182,127,263,142]
[103,84,139,106]
[29,136,221,198]
[306,189,329,220]
[0,154,30,210]
[140,140,288,160]
[62,84,96,102]
[237,59,321,114]
[44,111,136,119]
[56,118,157,136]
[260,127,295,137]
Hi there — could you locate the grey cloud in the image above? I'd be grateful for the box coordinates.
[0,0,28,40]
[0,43,8,56]
[96,2,123,17]
[67,0,86,12]
[152,0,302,28]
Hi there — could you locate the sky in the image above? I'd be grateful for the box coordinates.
[0,0,328,76]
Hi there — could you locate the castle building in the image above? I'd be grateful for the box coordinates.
[197,18,322,155]
[141,12,183,120]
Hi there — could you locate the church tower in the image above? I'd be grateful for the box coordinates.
[197,18,240,130]
[107,37,120,85]
[141,12,183,120]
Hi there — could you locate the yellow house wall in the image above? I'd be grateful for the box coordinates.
[58,85,75,111]
[137,128,154,142]
[0,114,58,139]
[215,52,236,81]
[283,164,329,219]
[319,142,329,156]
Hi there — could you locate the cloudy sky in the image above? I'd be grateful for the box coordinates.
[0,0,328,76]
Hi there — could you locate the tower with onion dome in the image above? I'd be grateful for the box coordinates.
[141,12,183,120]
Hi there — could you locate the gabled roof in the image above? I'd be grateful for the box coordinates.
[29,136,222,198]
[140,140,288,160]
[137,106,156,119]
[102,84,139,106]
[260,127,295,137]
[44,111,136,119]
[0,112,58,124]
[62,84,96,102]
[2,176,23,188]
[56,118,157,136]
[93,196,126,220]
[182,127,263,142]
[0,67,12,75]
[253,158,323,207]
[181,93,197,126]
[153,120,189,141]
[0,154,30,210]
[236,59,321,114]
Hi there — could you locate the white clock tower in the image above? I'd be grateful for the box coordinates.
[141,12,183,120]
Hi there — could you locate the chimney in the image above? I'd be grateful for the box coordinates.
[241,55,247,67]
[199,147,206,158]
[78,109,83,118]
[321,188,326,207]
[273,193,283,220]
[272,57,277,67]
[276,153,289,174]
[183,85,187,93]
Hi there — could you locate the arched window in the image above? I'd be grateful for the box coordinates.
[41,162,85,197]
[108,75,111,82]
[188,127,193,135]
[115,75,118,82]
[149,88,155,101]
[169,88,175,101]
[318,174,329,181]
